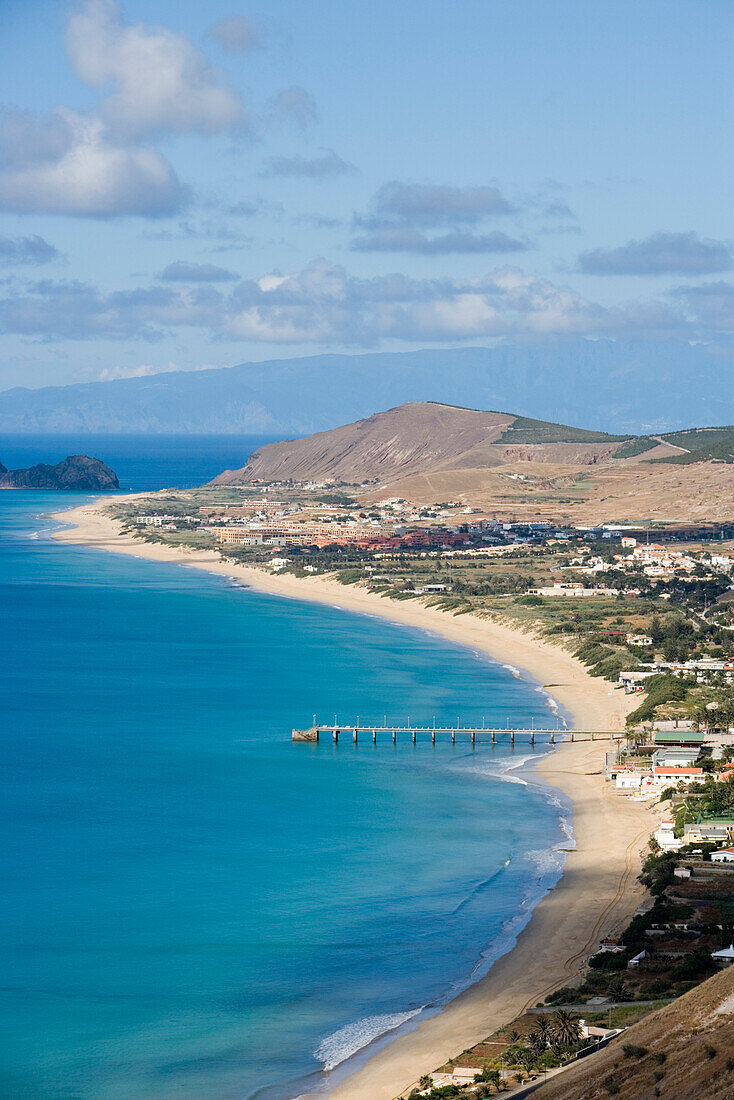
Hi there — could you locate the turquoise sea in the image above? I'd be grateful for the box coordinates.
[1,438,571,1100]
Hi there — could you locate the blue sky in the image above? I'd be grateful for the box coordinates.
[0,0,731,388]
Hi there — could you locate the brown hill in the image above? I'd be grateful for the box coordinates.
[528,963,734,1100]
[211,403,516,485]
[208,403,734,523]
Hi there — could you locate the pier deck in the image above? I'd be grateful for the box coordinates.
[292,725,621,745]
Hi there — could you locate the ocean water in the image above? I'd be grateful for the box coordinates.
[1,441,571,1100]
[0,434,274,491]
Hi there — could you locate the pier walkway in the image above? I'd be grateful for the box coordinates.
[292,724,621,745]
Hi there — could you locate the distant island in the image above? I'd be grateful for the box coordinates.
[0,342,732,438]
[0,454,119,491]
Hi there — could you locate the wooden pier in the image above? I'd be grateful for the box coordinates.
[292,724,621,745]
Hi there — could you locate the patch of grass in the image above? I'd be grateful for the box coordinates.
[499,415,627,445]
[615,436,658,458]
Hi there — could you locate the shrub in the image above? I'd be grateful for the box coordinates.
[589,951,628,970]
[623,1043,649,1059]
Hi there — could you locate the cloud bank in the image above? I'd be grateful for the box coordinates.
[579,231,731,276]
[2,261,719,347]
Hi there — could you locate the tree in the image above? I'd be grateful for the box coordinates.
[551,1009,582,1049]
[529,1017,551,1054]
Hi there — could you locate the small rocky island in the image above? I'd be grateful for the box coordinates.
[0,454,119,490]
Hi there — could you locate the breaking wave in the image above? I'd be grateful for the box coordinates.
[315,1008,423,1070]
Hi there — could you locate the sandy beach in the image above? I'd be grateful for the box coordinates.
[51,498,657,1100]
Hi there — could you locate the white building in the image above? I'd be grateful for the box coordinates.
[654,818,683,852]
[712,945,734,967]
[711,848,734,863]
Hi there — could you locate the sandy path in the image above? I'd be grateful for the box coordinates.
[49,498,655,1100]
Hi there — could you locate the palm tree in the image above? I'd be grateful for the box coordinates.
[480,1068,501,1091]
[550,1009,582,1049]
[534,1016,551,1043]
[606,975,629,1001]
[529,1028,549,1056]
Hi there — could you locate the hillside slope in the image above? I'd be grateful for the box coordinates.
[210,403,631,486]
[209,402,734,524]
[213,404,515,484]
[530,963,734,1100]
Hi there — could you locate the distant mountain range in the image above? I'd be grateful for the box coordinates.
[210,402,734,525]
[0,341,732,437]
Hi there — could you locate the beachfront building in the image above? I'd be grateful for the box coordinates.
[654,819,684,852]
[651,766,706,785]
[710,848,734,863]
[615,770,642,790]
[430,1066,483,1087]
[653,730,706,750]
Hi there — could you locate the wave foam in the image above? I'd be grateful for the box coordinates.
[315,1008,423,1070]
[502,663,522,678]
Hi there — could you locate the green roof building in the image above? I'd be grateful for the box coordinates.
[654,730,705,746]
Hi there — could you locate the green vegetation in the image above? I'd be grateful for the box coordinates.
[659,426,734,451]
[625,675,688,727]
[498,415,628,445]
[657,432,734,464]
[614,436,658,459]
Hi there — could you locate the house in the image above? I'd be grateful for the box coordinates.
[627,950,648,969]
[683,823,732,845]
[711,945,734,968]
[711,848,734,863]
[654,819,683,852]
[652,748,700,768]
[615,771,642,790]
[626,633,653,647]
[619,670,658,693]
[430,1066,483,1087]
[598,938,625,953]
[652,766,705,784]
[579,1020,620,1040]
[270,557,292,570]
[674,866,691,879]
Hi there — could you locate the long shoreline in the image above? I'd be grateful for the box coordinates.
[50,498,657,1100]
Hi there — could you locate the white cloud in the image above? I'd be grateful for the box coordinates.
[66,0,249,138]
[0,109,184,217]
[1,262,702,347]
